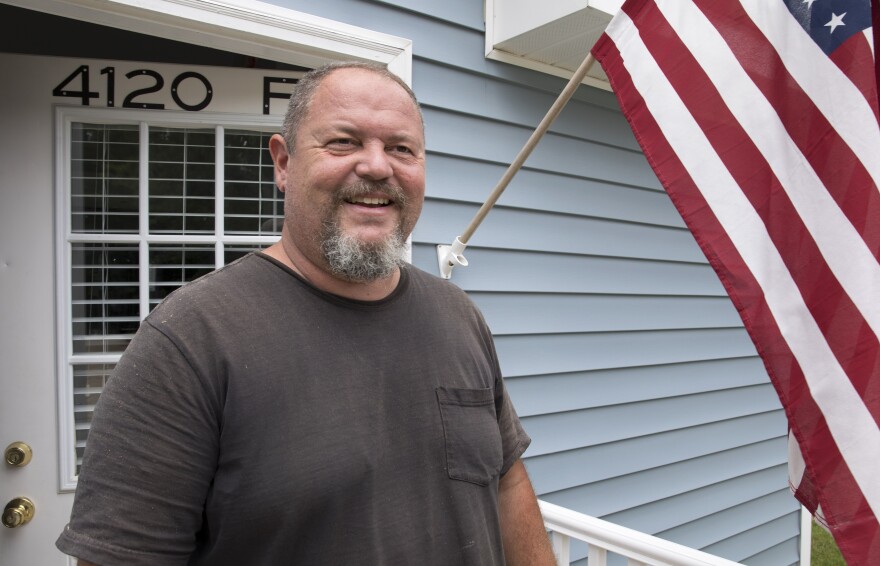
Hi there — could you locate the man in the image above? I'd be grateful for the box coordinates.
[56,62,554,565]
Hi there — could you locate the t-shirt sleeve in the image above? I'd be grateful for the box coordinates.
[474,309,530,477]
[56,321,221,566]
[495,373,531,476]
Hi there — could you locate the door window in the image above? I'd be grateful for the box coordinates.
[59,110,284,486]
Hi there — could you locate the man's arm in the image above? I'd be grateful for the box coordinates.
[498,459,556,565]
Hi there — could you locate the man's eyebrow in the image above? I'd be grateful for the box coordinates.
[319,123,358,136]
[322,123,423,146]
[386,133,423,146]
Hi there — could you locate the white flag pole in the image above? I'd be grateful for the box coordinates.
[437,51,598,279]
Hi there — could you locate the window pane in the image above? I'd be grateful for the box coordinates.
[66,119,284,480]
[149,244,216,307]
[71,243,140,354]
[73,363,115,475]
[224,130,283,236]
[149,127,216,234]
[224,245,266,265]
[71,123,140,234]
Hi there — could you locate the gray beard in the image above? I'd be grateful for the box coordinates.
[320,220,408,282]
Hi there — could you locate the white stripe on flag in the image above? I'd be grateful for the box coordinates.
[741,0,880,188]
[788,430,807,489]
[653,0,880,339]
[605,7,880,520]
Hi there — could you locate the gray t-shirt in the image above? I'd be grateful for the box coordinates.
[57,253,530,565]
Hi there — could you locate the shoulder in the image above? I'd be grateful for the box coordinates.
[142,253,310,348]
[402,264,484,316]
[132,253,296,380]
[146,253,283,322]
[403,263,474,303]
[401,264,490,330]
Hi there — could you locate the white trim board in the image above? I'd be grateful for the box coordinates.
[1,0,414,82]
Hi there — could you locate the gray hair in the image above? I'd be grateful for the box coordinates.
[280,61,423,152]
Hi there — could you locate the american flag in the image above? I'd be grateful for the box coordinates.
[591,0,879,564]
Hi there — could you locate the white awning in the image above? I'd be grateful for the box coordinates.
[485,0,622,90]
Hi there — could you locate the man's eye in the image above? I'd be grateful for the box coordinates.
[329,138,355,147]
[391,145,413,154]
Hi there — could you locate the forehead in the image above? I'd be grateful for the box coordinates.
[303,69,424,134]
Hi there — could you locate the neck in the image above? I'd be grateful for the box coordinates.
[264,240,400,301]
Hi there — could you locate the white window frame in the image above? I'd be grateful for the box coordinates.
[42,0,413,491]
[55,107,288,489]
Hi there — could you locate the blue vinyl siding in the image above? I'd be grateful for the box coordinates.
[269,0,801,563]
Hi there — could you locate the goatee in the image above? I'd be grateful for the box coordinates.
[320,181,410,282]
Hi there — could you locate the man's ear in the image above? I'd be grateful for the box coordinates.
[268,133,290,192]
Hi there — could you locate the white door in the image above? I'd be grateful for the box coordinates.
[0,53,301,564]
[0,53,72,566]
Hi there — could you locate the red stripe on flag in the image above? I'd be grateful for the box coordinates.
[592,1,880,563]
[695,0,880,259]
[609,1,877,535]
[791,456,822,526]
[623,0,880,424]
[701,1,880,420]
[589,30,870,554]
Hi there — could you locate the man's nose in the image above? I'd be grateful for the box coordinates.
[355,143,393,181]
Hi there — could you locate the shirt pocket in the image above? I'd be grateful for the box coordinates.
[436,386,503,486]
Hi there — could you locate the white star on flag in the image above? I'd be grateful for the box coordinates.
[825,12,847,33]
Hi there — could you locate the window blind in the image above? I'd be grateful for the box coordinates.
[66,119,283,474]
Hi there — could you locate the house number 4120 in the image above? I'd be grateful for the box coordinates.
[52,65,213,111]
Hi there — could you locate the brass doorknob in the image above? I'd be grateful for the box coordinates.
[3,498,35,528]
[5,442,33,467]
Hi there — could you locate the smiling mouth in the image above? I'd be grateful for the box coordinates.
[346,196,391,207]
[338,181,407,209]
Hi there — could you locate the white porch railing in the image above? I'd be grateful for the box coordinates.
[540,500,743,566]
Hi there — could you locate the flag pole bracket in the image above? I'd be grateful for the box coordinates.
[435,52,596,281]
[437,237,468,279]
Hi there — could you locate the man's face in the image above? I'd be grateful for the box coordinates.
[274,68,426,281]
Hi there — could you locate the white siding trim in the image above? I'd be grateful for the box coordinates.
[3,0,413,83]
